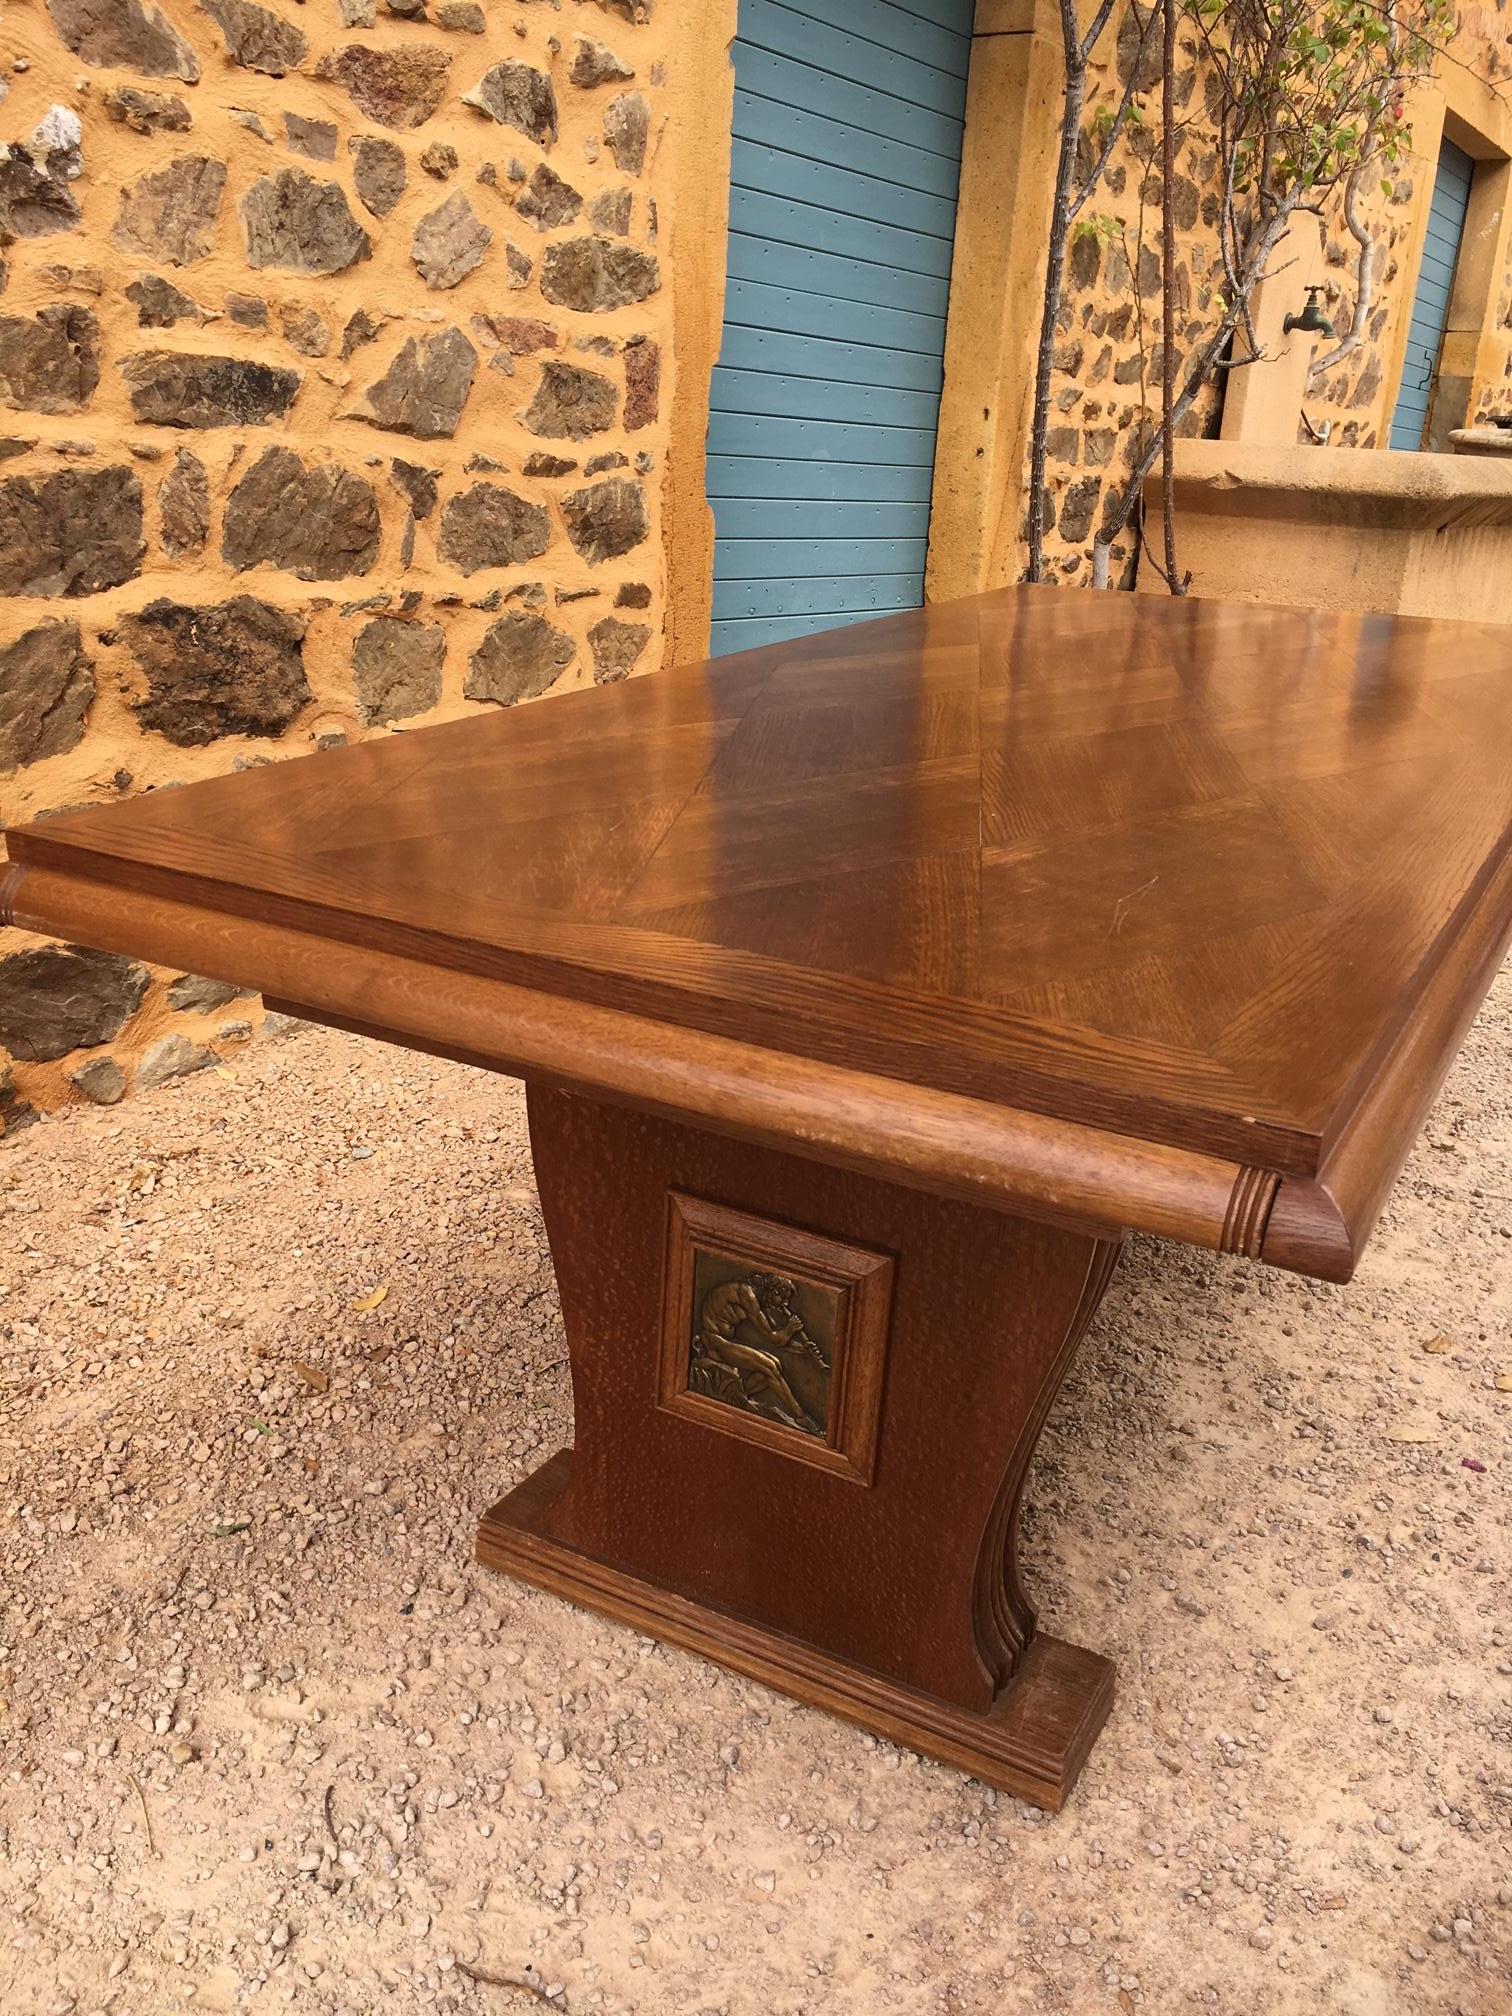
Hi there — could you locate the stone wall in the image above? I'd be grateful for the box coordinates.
[0,0,673,1134]
[1032,3,1512,582]
[1031,5,1237,585]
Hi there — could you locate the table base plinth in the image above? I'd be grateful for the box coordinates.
[478,1450,1115,1810]
[472,1086,1122,1811]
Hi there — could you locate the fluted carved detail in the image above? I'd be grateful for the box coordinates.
[972,1240,1123,1693]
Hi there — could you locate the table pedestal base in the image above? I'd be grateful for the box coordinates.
[480,1452,1113,1808]
[475,1087,1121,1811]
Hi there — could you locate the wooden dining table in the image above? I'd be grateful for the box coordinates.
[5,585,1511,1810]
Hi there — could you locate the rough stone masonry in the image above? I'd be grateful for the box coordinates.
[0,0,671,1127]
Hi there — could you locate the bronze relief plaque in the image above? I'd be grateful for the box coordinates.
[660,1193,893,1483]
[688,1254,837,1438]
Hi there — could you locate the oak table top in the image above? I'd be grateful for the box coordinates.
[7,585,1512,1810]
[7,585,1512,1282]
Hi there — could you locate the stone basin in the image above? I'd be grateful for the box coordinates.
[1143,438,1512,622]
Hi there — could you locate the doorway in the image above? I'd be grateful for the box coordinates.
[705,0,975,656]
[1389,135,1475,451]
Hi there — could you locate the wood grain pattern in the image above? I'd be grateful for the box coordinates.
[6,584,1510,1280]
[0,862,1275,1259]
[7,586,1510,1208]
[479,1453,1115,1813]
[473,1088,1119,1806]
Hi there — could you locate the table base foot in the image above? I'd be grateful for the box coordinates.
[478,1449,1115,1812]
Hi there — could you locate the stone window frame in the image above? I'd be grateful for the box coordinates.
[1382,66,1512,452]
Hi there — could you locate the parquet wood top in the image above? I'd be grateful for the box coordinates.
[10,586,1512,1178]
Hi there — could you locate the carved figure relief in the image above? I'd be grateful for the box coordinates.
[660,1192,893,1483]
[688,1263,834,1437]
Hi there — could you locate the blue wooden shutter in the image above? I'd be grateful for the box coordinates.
[1389,137,1474,451]
[706,0,975,656]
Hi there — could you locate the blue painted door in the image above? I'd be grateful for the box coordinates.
[1389,136,1474,451]
[706,0,975,656]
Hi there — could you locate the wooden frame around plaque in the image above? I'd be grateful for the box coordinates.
[658,1192,894,1485]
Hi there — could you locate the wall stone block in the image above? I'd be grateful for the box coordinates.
[541,236,659,311]
[343,310,384,358]
[463,61,559,146]
[588,614,649,684]
[286,114,339,162]
[280,305,330,357]
[571,37,635,88]
[200,0,308,76]
[104,86,192,133]
[0,306,100,415]
[316,45,451,129]
[389,459,439,518]
[524,360,617,439]
[168,974,249,1013]
[0,464,143,596]
[0,621,93,772]
[464,612,574,707]
[44,0,201,81]
[353,615,446,724]
[0,123,84,240]
[0,946,151,1064]
[623,335,659,430]
[70,1055,126,1105]
[475,313,560,358]
[1057,475,1103,546]
[126,274,210,327]
[112,155,227,266]
[135,1033,212,1090]
[420,141,460,180]
[241,168,372,274]
[222,447,381,581]
[411,191,492,289]
[348,328,477,440]
[562,475,648,562]
[603,93,649,176]
[120,350,301,428]
[0,1064,39,1136]
[438,481,552,573]
[350,135,407,219]
[158,447,211,557]
[515,164,583,232]
[122,596,311,745]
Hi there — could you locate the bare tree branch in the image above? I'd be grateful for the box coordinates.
[1307,148,1382,378]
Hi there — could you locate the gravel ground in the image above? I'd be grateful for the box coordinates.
[2,972,1509,2016]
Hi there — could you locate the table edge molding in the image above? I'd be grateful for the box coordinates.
[1262,837,1512,1281]
[3,858,1286,1263]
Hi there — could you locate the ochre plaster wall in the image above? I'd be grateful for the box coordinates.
[0,0,684,1131]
